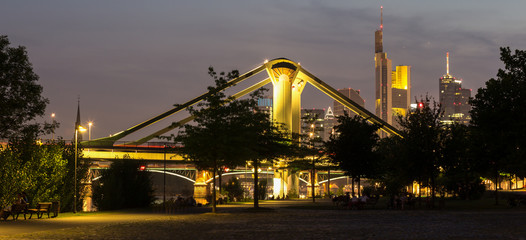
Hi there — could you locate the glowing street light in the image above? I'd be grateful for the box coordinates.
[88,122,93,141]
[51,113,56,140]
[74,125,87,214]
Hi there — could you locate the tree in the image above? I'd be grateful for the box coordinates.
[176,68,256,212]
[222,177,244,202]
[175,67,291,211]
[397,96,444,207]
[58,139,91,213]
[471,47,526,204]
[440,124,485,200]
[243,118,290,208]
[92,157,154,210]
[375,136,409,196]
[326,114,380,197]
[0,35,55,140]
[0,140,76,212]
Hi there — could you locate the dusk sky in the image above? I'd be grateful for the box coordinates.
[3,1,526,141]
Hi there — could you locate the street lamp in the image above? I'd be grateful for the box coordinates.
[51,113,56,140]
[74,125,86,214]
[88,122,93,141]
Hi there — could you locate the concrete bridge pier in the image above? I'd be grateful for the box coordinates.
[193,170,209,205]
[306,171,320,198]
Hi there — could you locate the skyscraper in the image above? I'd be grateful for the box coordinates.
[439,52,471,124]
[323,107,336,141]
[374,7,411,131]
[333,88,365,117]
[301,108,325,146]
[391,65,411,123]
[375,6,393,126]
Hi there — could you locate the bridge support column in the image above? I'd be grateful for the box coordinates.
[193,170,209,205]
[307,171,320,198]
[273,169,287,198]
[287,171,300,198]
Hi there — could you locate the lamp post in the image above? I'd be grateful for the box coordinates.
[163,144,166,212]
[51,113,56,140]
[88,122,93,140]
[74,125,86,214]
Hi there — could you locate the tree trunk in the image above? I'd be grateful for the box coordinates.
[327,168,331,198]
[431,176,436,208]
[351,176,355,197]
[418,180,422,207]
[357,177,361,197]
[212,166,217,213]
[218,169,222,194]
[495,171,499,205]
[312,158,316,203]
[253,160,259,208]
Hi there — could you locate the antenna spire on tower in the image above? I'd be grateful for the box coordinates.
[446,52,450,75]
[380,6,383,29]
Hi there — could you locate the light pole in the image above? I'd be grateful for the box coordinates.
[74,125,86,214]
[163,144,166,212]
[310,123,315,203]
[88,122,93,140]
[51,113,56,140]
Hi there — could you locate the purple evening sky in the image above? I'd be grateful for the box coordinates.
[2,0,526,140]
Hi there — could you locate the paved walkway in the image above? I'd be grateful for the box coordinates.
[1,200,525,239]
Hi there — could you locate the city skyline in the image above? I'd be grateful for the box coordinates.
[2,1,526,139]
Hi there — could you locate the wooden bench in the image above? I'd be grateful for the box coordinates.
[28,202,52,219]
[1,203,28,220]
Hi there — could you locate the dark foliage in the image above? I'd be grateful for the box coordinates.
[93,158,154,210]
[0,35,56,140]
[326,114,380,196]
[222,177,244,202]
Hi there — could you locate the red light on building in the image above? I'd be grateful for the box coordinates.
[418,102,424,109]
[139,165,146,171]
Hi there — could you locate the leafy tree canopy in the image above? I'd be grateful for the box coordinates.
[0,35,54,140]
[326,114,380,181]
[471,47,526,177]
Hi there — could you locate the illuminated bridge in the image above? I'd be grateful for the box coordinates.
[82,58,401,201]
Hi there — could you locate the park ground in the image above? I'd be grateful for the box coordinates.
[0,199,525,240]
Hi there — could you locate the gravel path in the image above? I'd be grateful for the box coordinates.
[0,201,525,239]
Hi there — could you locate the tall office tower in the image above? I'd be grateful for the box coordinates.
[301,108,325,146]
[391,65,411,122]
[375,6,393,126]
[333,88,365,117]
[323,107,336,141]
[257,96,273,118]
[439,52,471,124]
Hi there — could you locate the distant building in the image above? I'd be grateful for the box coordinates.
[301,109,325,145]
[333,88,365,118]
[391,65,411,125]
[374,7,411,133]
[374,6,393,126]
[323,107,336,141]
[257,96,273,119]
[439,52,471,124]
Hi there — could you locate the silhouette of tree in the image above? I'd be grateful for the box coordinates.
[440,124,485,200]
[0,35,56,140]
[471,47,526,204]
[175,67,290,211]
[92,157,154,210]
[397,96,444,207]
[326,114,380,197]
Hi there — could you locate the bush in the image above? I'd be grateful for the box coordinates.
[222,177,244,202]
[92,158,154,210]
